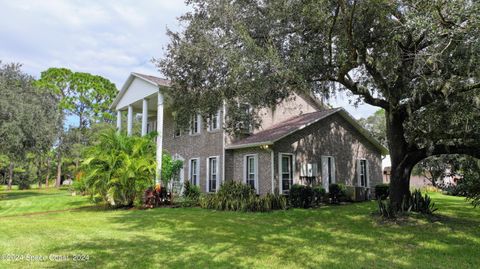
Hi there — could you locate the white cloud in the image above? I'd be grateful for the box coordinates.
[0,0,377,118]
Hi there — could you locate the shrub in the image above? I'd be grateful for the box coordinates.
[71,179,88,195]
[375,184,389,200]
[183,181,201,200]
[329,183,346,204]
[407,189,438,214]
[289,184,315,208]
[313,186,326,205]
[81,128,156,207]
[199,181,286,212]
[377,189,438,219]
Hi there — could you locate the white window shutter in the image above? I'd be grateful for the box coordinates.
[321,156,329,192]
[331,157,336,183]
[206,157,209,192]
[356,159,361,186]
[312,163,318,177]
[255,155,259,193]
[366,160,370,188]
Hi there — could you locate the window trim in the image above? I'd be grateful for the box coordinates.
[358,159,369,188]
[190,113,201,135]
[188,158,200,186]
[206,156,220,193]
[208,110,221,132]
[321,156,336,192]
[278,153,295,194]
[243,154,259,194]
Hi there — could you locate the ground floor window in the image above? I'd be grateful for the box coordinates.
[358,159,369,187]
[280,154,293,194]
[244,154,258,192]
[321,156,336,191]
[207,156,219,192]
[189,158,199,186]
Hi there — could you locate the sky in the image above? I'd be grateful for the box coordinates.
[0,0,378,119]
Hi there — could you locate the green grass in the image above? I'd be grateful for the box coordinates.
[0,190,479,268]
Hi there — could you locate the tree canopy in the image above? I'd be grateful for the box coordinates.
[36,67,117,129]
[159,0,480,208]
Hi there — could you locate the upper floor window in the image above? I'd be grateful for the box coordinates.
[174,122,181,137]
[190,114,201,135]
[208,110,221,131]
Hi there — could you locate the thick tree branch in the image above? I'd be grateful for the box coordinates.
[337,76,390,109]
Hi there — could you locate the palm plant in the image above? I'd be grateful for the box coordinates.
[81,128,156,207]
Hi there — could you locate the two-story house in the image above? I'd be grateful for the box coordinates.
[111,73,387,197]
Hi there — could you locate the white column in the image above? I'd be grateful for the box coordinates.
[116,110,122,131]
[127,105,133,136]
[141,98,148,136]
[156,92,164,184]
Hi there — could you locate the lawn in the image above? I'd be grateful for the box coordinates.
[0,189,479,269]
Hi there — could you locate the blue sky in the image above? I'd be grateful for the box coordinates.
[0,0,377,119]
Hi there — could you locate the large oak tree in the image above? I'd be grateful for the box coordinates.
[159,0,480,208]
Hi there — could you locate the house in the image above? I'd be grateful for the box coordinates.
[111,72,388,198]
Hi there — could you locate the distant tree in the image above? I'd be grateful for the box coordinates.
[413,155,458,187]
[36,68,117,129]
[0,62,60,190]
[358,109,387,147]
[36,68,117,187]
[159,0,480,209]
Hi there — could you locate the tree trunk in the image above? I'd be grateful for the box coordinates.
[45,157,51,189]
[55,154,62,188]
[37,157,42,189]
[385,109,417,209]
[7,162,14,190]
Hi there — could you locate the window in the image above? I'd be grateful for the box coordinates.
[189,158,199,186]
[190,114,201,135]
[174,122,181,137]
[321,156,335,191]
[146,120,157,134]
[208,110,221,131]
[240,103,253,134]
[244,155,257,192]
[279,154,293,194]
[358,159,368,187]
[207,156,219,192]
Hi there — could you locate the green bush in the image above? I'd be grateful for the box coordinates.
[407,189,438,214]
[81,128,156,207]
[377,189,438,219]
[183,181,201,200]
[199,181,286,212]
[313,186,326,205]
[329,183,346,204]
[289,184,315,208]
[71,179,88,195]
[375,184,389,200]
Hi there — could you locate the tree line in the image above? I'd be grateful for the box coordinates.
[0,62,117,190]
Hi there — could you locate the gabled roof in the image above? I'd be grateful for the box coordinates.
[226,108,388,155]
[110,72,170,110]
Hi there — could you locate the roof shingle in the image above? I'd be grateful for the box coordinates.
[227,108,342,148]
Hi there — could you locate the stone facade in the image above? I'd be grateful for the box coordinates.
[161,107,225,193]
[227,113,383,195]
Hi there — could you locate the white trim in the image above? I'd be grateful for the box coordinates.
[278,153,295,194]
[357,159,368,187]
[116,110,122,131]
[222,102,226,187]
[208,110,221,132]
[321,156,335,191]
[271,150,275,193]
[190,113,201,135]
[188,158,200,186]
[243,154,259,194]
[206,156,220,193]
